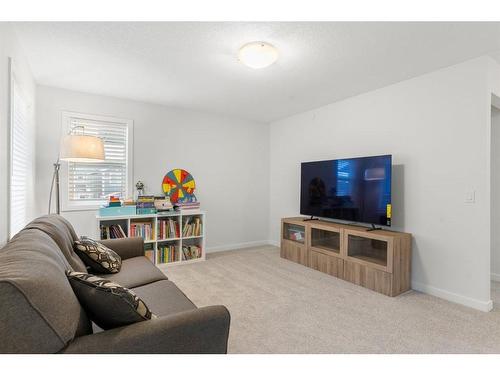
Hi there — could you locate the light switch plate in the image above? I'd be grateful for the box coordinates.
[465,190,475,203]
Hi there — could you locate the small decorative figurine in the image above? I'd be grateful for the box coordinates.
[135,180,145,198]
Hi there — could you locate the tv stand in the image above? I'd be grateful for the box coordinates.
[303,216,319,221]
[280,217,412,297]
[366,224,383,232]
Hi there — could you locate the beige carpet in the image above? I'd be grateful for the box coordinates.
[162,246,500,353]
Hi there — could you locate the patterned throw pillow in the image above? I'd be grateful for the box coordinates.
[66,271,156,330]
[74,237,122,274]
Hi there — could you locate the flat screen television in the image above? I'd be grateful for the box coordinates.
[300,155,392,226]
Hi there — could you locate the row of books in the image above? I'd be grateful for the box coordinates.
[107,195,122,207]
[143,243,202,263]
[136,195,156,214]
[130,222,154,241]
[100,224,126,239]
[182,245,202,260]
[101,196,199,215]
[182,217,202,237]
[157,218,180,239]
[157,245,178,263]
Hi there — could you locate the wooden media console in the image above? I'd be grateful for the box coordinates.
[281,217,412,296]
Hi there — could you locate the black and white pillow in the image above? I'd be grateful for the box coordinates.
[74,237,122,274]
[66,271,156,330]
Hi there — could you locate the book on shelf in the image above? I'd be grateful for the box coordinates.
[154,195,174,211]
[130,221,154,241]
[100,224,127,239]
[136,202,155,208]
[137,195,155,204]
[157,218,180,239]
[182,217,202,237]
[157,244,178,263]
[137,195,154,201]
[174,201,200,211]
[107,195,122,207]
[123,198,136,206]
[288,229,304,241]
[136,195,156,214]
[182,245,202,260]
[144,243,155,263]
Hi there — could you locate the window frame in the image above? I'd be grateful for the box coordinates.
[8,58,34,239]
[60,111,134,212]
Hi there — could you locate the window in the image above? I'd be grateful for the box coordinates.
[336,159,353,197]
[61,112,133,211]
[9,67,34,238]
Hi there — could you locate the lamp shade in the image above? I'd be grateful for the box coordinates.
[60,134,105,162]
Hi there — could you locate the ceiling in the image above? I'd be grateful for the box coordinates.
[12,22,500,123]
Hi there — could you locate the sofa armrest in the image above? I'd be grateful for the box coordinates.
[61,305,230,354]
[98,237,144,260]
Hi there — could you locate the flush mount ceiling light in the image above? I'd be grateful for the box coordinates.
[238,41,278,69]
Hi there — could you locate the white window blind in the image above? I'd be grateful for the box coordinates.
[66,114,131,206]
[9,77,32,237]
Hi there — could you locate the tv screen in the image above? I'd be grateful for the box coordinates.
[300,155,392,226]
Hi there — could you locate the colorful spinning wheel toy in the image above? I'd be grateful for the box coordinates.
[162,169,196,203]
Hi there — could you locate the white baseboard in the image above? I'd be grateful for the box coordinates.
[491,272,500,282]
[412,281,493,312]
[206,240,275,253]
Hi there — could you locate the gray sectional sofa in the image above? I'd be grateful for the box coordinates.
[0,215,230,354]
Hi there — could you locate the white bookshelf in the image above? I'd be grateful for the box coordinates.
[96,210,206,267]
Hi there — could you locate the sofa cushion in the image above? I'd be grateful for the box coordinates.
[74,237,122,274]
[0,229,92,353]
[67,271,156,330]
[97,256,168,288]
[132,280,196,317]
[24,215,87,272]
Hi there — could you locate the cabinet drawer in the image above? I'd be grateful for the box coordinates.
[344,260,393,296]
[281,239,308,266]
[309,250,344,278]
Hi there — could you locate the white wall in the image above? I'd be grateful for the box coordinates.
[35,86,270,251]
[0,24,36,246]
[491,107,500,281]
[27,52,500,311]
[269,57,500,311]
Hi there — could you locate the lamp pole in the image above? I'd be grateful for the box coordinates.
[48,159,61,215]
[54,162,60,214]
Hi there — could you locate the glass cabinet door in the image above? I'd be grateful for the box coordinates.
[346,234,388,267]
[283,223,306,244]
[310,228,340,254]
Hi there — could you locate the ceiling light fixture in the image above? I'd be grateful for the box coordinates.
[238,41,278,69]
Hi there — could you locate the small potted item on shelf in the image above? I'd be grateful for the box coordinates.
[135,180,145,199]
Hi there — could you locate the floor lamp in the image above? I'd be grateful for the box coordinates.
[49,129,105,214]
